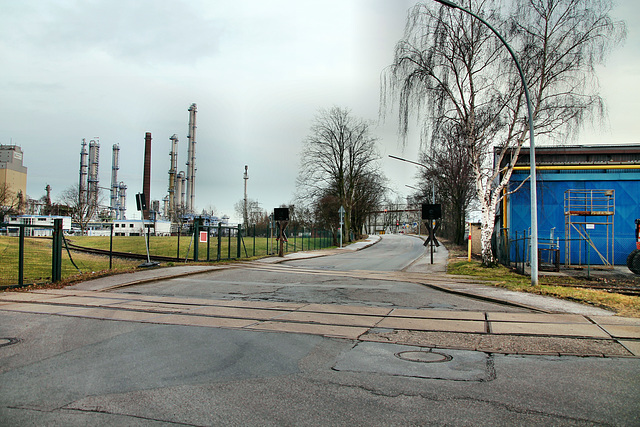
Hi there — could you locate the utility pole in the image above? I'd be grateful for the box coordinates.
[243,165,249,227]
[433,0,538,285]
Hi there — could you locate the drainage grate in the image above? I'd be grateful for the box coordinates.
[0,338,19,348]
[396,350,452,363]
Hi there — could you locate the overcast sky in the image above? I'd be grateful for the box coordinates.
[1,0,638,222]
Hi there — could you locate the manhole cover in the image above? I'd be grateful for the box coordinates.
[0,338,19,348]
[396,350,452,363]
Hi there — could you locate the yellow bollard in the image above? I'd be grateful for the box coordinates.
[468,232,472,262]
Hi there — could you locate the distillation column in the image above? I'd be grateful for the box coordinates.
[78,139,88,207]
[118,182,127,220]
[177,171,186,211]
[185,103,197,213]
[168,134,179,221]
[111,144,120,218]
[87,139,100,215]
[142,132,152,220]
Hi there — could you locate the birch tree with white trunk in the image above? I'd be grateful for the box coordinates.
[383,0,624,265]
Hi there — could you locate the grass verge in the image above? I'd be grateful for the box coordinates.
[447,259,640,318]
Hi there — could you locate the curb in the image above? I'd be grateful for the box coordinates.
[418,281,553,313]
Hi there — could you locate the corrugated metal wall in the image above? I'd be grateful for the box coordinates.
[508,169,640,265]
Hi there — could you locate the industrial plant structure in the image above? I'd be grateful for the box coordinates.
[78,138,128,220]
[72,102,199,227]
[0,144,27,203]
[163,103,198,222]
[186,103,197,213]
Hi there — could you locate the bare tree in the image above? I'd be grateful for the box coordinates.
[59,184,101,233]
[0,182,20,222]
[383,0,624,264]
[417,123,476,245]
[297,107,387,242]
[234,198,265,226]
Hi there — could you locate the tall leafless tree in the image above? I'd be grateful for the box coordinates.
[383,0,624,264]
[0,182,21,222]
[417,122,476,245]
[297,107,387,242]
[59,184,101,233]
[234,198,265,227]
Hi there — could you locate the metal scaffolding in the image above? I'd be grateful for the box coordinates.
[564,189,615,268]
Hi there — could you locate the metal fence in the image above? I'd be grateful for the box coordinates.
[0,221,336,288]
[495,227,637,274]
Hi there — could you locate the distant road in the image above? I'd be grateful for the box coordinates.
[287,233,426,271]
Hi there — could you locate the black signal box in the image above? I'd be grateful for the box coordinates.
[422,203,441,220]
[274,207,290,221]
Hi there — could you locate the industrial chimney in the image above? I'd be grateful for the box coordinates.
[87,139,100,216]
[168,134,179,221]
[111,144,120,218]
[186,103,197,213]
[78,139,88,207]
[143,132,152,220]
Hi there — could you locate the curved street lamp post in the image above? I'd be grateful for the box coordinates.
[433,0,539,285]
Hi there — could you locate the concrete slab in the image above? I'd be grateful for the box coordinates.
[299,303,392,317]
[390,308,485,321]
[0,292,61,302]
[214,299,308,311]
[333,342,492,381]
[247,321,368,340]
[157,314,256,329]
[0,303,80,315]
[490,321,611,338]
[60,307,164,322]
[619,340,640,356]
[33,296,128,307]
[598,325,640,339]
[487,312,591,324]
[276,312,384,328]
[377,317,486,333]
[590,316,640,326]
[109,301,194,313]
[190,306,290,320]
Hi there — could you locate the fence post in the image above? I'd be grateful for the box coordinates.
[207,226,211,261]
[193,218,200,262]
[176,226,180,259]
[237,224,242,258]
[51,219,63,282]
[515,231,520,274]
[217,223,222,261]
[253,224,256,257]
[18,224,25,286]
[109,223,114,269]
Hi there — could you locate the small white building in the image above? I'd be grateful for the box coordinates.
[111,220,172,236]
[6,215,72,237]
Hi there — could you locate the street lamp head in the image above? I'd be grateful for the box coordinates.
[432,0,460,9]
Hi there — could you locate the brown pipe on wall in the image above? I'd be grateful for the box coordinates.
[143,132,152,220]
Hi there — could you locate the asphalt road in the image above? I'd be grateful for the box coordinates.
[117,234,522,311]
[0,234,638,425]
[286,233,428,271]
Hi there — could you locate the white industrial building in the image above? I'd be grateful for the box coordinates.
[5,215,72,237]
[111,220,172,236]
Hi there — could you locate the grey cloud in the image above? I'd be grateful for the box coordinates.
[6,0,224,64]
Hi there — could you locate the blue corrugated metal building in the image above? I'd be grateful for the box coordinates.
[503,145,640,265]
